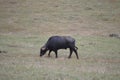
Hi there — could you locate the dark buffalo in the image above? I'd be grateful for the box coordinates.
[40,36,79,59]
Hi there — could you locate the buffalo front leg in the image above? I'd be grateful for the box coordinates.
[48,50,52,57]
[68,48,73,59]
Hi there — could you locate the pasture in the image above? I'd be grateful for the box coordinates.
[0,0,120,80]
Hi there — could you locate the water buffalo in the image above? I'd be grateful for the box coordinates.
[40,36,79,59]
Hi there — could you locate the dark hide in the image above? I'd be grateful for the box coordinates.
[40,36,79,59]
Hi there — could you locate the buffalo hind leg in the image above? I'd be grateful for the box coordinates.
[68,48,73,59]
[68,44,79,59]
[54,50,58,58]
[73,48,79,59]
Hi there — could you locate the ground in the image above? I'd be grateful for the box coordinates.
[0,0,120,80]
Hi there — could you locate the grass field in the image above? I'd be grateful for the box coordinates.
[0,0,120,80]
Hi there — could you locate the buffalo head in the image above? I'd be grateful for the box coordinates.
[40,46,48,57]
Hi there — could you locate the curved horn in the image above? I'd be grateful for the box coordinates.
[42,47,46,50]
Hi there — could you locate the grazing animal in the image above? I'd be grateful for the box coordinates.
[40,36,79,59]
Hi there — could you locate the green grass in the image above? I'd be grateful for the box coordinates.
[0,0,120,80]
[0,35,120,80]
